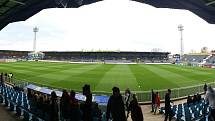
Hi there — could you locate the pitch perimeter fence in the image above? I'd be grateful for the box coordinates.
[134,81,215,102]
[5,77,215,103]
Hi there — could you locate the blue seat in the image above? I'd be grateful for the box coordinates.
[160,107,165,113]
[23,102,29,109]
[9,101,15,111]
[16,106,22,116]
[32,115,40,121]
[4,98,9,107]
[23,110,30,121]
[0,94,3,103]
[194,111,200,120]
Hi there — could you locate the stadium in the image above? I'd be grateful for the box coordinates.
[0,0,215,121]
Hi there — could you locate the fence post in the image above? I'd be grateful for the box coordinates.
[178,88,179,98]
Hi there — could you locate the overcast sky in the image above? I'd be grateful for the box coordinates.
[0,0,215,54]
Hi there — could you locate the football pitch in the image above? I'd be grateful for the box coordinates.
[0,61,215,92]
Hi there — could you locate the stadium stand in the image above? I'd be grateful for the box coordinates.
[183,54,209,63]
[206,54,215,64]
[0,50,28,60]
[160,99,210,121]
[0,84,107,121]
[0,84,44,121]
[0,50,170,63]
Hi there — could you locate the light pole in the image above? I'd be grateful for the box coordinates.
[178,24,184,59]
[33,27,39,52]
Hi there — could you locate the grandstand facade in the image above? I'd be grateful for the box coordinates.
[0,50,170,63]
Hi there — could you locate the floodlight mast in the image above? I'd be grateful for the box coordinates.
[33,27,39,52]
[178,24,184,59]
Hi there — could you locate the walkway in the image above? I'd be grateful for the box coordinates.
[0,105,19,121]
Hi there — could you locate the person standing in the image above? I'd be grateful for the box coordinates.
[154,92,160,115]
[50,91,59,121]
[70,90,81,121]
[8,73,13,83]
[125,88,131,118]
[0,72,3,85]
[187,95,192,106]
[151,89,156,112]
[60,90,70,121]
[106,87,126,121]
[81,84,93,121]
[128,94,144,121]
[205,86,215,121]
[164,89,173,121]
[204,83,208,94]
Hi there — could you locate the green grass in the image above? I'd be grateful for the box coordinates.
[0,61,215,92]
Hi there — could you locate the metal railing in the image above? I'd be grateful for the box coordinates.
[134,81,215,102]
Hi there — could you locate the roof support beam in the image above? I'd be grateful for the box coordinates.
[0,0,9,8]
[9,0,25,5]
[206,0,215,6]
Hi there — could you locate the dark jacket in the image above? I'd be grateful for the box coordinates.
[81,94,93,121]
[165,93,171,110]
[106,94,126,121]
[70,98,81,121]
[0,74,3,84]
[60,96,70,119]
[129,100,143,121]
[50,100,59,121]
[152,92,156,104]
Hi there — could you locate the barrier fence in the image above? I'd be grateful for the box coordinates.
[5,77,215,103]
[135,81,215,102]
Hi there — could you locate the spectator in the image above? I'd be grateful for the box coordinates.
[151,89,156,112]
[187,95,192,106]
[197,93,201,102]
[164,89,173,121]
[31,92,39,113]
[154,92,160,115]
[0,72,3,85]
[44,96,51,121]
[125,88,131,117]
[92,103,102,121]
[69,90,81,121]
[106,87,126,121]
[81,84,93,121]
[192,94,198,104]
[37,95,45,117]
[50,91,59,121]
[27,88,33,100]
[204,83,207,93]
[205,86,215,121]
[60,90,70,121]
[8,73,13,82]
[128,94,144,121]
